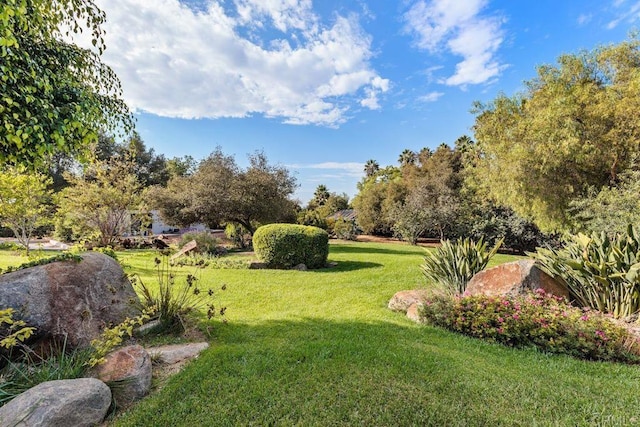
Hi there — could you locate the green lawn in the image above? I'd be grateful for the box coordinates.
[3,242,640,425]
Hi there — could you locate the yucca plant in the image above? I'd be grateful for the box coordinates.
[422,237,503,295]
[533,225,640,319]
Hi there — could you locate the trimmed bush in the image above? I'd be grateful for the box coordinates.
[253,224,329,269]
[420,290,640,364]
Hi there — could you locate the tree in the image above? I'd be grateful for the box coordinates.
[569,167,640,235]
[308,185,330,210]
[57,156,144,246]
[471,37,640,230]
[398,149,417,167]
[364,159,380,178]
[149,149,297,235]
[0,168,52,254]
[1,0,132,167]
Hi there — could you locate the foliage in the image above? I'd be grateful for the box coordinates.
[469,204,552,254]
[471,37,640,230]
[253,224,329,269]
[180,231,219,255]
[533,226,640,319]
[148,149,297,234]
[1,0,132,167]
[0,252,82,275]
[0,167,53,255]
[420,291,640,363]
[0,339,93,406]
[307,185,330,210]
[131,254,227,333]
[363,159,379,178]
[422,237,503,295]
[352,168,405,235]
[171,254,250,270]
[332,218,358,241]
[569,167,640,235]
[87,310,153,367]
[297,209,327,230]
[57,155,145,246]
[0,308,35,351]
[224,223,250,249]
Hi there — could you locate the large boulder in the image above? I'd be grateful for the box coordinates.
[0,252,140,349]
[388,290,429,312]
[93,344,151,405]
[147,342,209,364]
[465,259,569,299]
[0,378,111,427]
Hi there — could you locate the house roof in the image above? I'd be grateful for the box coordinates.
[327,209,357,221]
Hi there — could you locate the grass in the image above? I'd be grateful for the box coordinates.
[3,242,640,425]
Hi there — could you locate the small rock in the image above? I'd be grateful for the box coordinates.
[249,262,267,269]
[326,262,338,268]
[466,259,569,299]
[0,378,111,427]
[292,263,307,271]
[147,342,209,364]
[93,345,151,404]
[406,303,423,323]
[388,290,429,313]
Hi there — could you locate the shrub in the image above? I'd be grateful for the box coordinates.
[253,224,329,269]
[171,253,250,269]
[533,226,640,319]
[180,231,219,254]
[224,223,250,249]
[419,291,640,364]
[332,218,358,241]
[131,253,227,333]
[422,237,502,295]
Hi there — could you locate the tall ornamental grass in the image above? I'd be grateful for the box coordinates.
[422,237,503,295]
[533,225,640,319]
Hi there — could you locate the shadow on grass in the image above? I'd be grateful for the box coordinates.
[330,243,422,257]
[116,317,640,427]
[313,260,383,273]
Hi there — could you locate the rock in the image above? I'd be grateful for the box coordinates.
[93,345,151,404]
[249,262,267,269]
[292,263,307,271]
[0,252,140,349]
[388,290,430,312]
[465,259,569,299]
[0,378,111,427]
[326,262,338,268]
[170,239,197,261]
[152,238,169,249]
[146,342,209,364]
[406,303,423,323]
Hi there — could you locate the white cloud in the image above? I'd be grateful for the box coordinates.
[577,13,593,26]
[607,0,640,29]
[417,91,444,102]
[289,162,364,177]
[403,0,505,86]
[86,0,388,126]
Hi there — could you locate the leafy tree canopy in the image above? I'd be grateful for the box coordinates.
[471,36,640,231]
[1,0,131,167]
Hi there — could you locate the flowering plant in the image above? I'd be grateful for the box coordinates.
[420,289,640,363]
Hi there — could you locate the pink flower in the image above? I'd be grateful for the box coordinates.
[502,300,510,306]
[512,314,520,320]
[497,328,504,334]
[498,317,505,323]
[580,315,589,321]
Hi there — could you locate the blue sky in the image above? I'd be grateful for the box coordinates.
[88,0,640,203]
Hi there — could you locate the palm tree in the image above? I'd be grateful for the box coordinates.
[364,159,380,178]
[398,149,417,167]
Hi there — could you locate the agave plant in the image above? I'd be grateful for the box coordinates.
[533,225,640,319]
[422,237,503,295]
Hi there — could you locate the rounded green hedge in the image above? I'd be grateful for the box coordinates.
[253,224,329,269]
